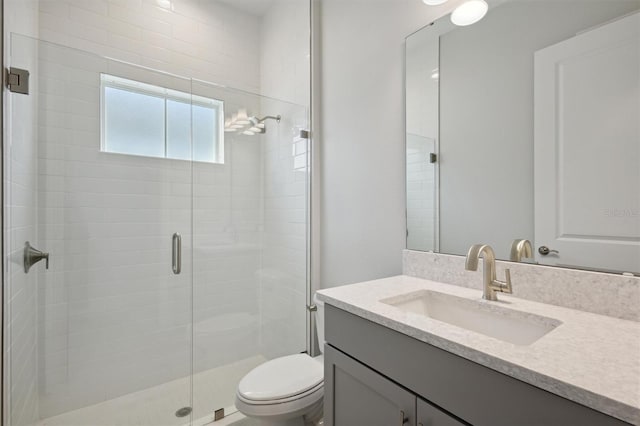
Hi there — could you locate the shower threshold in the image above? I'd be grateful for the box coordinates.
[33,356,266,426]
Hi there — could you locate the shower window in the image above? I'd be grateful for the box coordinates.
[101,74,224,163]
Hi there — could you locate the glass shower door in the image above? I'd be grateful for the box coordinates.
[190,80,310,421]
[5,35,194,426]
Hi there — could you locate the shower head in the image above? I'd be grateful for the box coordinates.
[244,115,282,135]
[225,111,281,136]
[249,115,281,125]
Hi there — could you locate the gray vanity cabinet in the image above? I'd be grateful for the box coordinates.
[325,345,467,426]
[417,399,466,426]
[325,345,416,426]
[323,304,632,426]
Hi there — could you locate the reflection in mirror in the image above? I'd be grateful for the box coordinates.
[509,239,533,263]
[405,0,640,275]
[406,23,440,253]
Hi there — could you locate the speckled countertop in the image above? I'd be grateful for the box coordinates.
[316,275,640,425]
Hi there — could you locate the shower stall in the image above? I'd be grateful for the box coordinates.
[2,1,312,425]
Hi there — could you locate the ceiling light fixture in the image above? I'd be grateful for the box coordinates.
[422,0,448,5]
[451,0,488,26]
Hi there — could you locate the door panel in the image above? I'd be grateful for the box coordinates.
[6,35,193,425]
[534,12,640,273]
[325,345,416,426]
[5,33,311,426]
[189,80,310,420]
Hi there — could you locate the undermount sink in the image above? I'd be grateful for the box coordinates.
[380,290,561,346]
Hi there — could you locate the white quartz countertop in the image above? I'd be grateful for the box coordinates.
[316,275,640,425]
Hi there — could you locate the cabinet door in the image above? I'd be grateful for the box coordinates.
[324,345,416,426]
[417,398,467,426]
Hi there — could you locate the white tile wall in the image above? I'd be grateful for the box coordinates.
[258,0,310,360]
[406,134,436,252]
[5,73,40,426]
[32,48,277,419]
[3,15,42,426]
[260,0,311,107]
[258,108,309,360]
[4,5,40,425]
[31,0,267,416]
[34,44,198,416]
[37,0,262,93]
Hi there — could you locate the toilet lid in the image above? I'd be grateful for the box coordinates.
[238,354,323,401]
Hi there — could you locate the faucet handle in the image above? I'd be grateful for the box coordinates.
[499,268,513,294]
[492,268,513,295]
[504,269,512,292]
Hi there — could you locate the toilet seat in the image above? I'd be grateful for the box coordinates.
[235,354,324,420]
[237,381,323,406]
[235,382,323,420]
[237,354,323,402]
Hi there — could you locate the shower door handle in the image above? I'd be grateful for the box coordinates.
[172,233,182,275]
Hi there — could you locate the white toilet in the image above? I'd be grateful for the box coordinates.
[235,296,325,426]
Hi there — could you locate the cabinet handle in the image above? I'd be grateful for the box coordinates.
[400,410,408,425]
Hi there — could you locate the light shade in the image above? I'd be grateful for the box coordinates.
[451,0,488,26]
[422,0,448,5]
[235,108,250,125]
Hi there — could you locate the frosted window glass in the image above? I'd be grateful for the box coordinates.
[102,74,223,163]
[167,101,219,163]
[167,100,192,161]
[104,86,165,158]
[193,105,217,163]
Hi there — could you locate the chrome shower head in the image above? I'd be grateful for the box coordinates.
[225,111,281,135]
[249,115,281,124]
[244,115,281,135]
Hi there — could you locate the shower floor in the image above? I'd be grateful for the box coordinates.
[33,356,266,426]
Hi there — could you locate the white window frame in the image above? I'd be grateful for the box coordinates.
[100,73,225,164]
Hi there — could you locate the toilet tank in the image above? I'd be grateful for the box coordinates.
[313,293,325,354]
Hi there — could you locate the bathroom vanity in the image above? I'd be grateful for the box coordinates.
[317,276,640,426]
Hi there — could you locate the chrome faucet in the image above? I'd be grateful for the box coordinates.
[509,239,533,262]
[465,244,512,301]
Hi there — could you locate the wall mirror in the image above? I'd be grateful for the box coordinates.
[405,0,640,275]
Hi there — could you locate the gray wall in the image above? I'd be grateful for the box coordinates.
[317,0,461,288]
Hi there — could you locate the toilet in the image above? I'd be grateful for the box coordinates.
[235,295,325,426]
